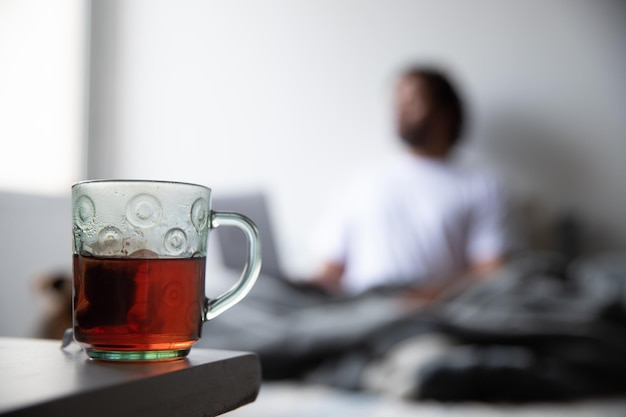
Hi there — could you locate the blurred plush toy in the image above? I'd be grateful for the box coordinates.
[35,271,73,340]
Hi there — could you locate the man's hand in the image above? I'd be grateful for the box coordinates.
[311,262,345,294]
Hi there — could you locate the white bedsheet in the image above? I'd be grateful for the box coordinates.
[225,382,626,417]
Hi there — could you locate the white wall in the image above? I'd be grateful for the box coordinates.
[88,0,626,275]
[0,0,87,337]
[0,0,87,195]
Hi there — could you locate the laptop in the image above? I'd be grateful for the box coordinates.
[212,192,286,280]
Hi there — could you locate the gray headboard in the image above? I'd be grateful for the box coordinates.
[0,191,71,337]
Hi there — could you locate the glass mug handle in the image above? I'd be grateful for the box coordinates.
[204,211,262,320]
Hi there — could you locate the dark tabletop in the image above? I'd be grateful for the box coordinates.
[0,337,260,417]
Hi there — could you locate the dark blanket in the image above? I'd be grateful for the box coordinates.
[198,252,626,402]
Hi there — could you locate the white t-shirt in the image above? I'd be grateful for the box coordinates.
[312,152,512,295]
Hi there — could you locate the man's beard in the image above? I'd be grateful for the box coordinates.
[398,122,432,150]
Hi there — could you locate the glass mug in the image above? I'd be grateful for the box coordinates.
[71,180,261,361]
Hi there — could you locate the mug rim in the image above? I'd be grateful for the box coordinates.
[72,179,211,192]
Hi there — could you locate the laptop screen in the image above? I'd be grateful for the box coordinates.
[212,192,284,280]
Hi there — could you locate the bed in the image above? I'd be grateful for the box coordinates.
[198,252,626,408]
[202,193,626,416]
[224,382,626,417]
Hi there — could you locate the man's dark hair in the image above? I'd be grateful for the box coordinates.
[400,66,465,147]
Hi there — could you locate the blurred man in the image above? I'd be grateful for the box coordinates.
[309,66,513,300]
